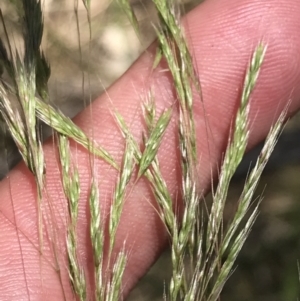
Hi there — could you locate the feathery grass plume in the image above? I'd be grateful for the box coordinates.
[35,98,118,169]
[182,44,286,301]
[152,1,204,299]
[142,92,157,132]
[0,0,46,196]
[114,106,175,231]
[109,141,135,255]
[141,95,195,299]
[0,82,118,171]
[140,98,176,234]
[58,134,87,301]
[14,62,45,194]
[16,0,47,197]
[221,107,288,254]
[106,250,127,301]
[154,0,200,168]
[155,26,197,168]
[67,229,87,301]
[102,141,134,301]
[89,177,105,301]
[1,6,116,173]
[116,95,196,299]
[0,84,28,157]
[205,110,287,301]
[0,0,47,246]
[114,111,141,160]
[87,121,135,301]
[153,0,200,95]
[207,44,266,251]
[115,104,185,301]
[138,105,172,177]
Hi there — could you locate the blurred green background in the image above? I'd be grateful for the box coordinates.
[1,1,300,300]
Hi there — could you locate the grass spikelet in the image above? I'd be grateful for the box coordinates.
[138,106,172,177]
[221,107,287,254]
[0,84,27,158]
[109,141,135,254]
[106,250,127,301]
[184,44,285,301]
[141,93,196,299]
[154,0,200,178]
[152,0,200,95]
[151,2,204,299]
[0,0,47,245]
[114,105,175,231]
[17,0,46,196]
[14,62,45,194]
[58,134,87,300]
[89,177,105,300]
[114,111,141,161]
[67,229,87,301]
[207,44,267,250]
[36,98,118,169]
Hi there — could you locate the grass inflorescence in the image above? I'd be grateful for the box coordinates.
[0,0,289,300]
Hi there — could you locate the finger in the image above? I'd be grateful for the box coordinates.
[0,0,300,299]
